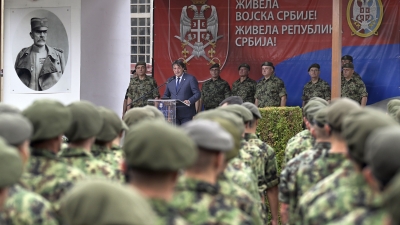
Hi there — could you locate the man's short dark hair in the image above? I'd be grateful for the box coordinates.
[219,96,244,106]
[172,60,186,69]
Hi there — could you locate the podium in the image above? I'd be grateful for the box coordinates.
[147,99,189,124]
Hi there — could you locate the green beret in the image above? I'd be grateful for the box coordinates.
[302,99,325,118]
[65,101,103,142]
[60,179,157,225]
[308,63,320,72]
[305,104,326,123]
[307,97,329,106]
[96,107,122,142]
[387,99,400,115]
[143,105,165,120]
[365,126,400,188]
[313,106,328,126]
[341,55,353,62]
[182,120,233,152]
[135,61,146,68]
[123,108,155,127]
[218,105,253,123]
[396,109,400,124]
[0,114,32,146]
[388,105,400,120]
[210,63,220,70]
[326,98,360,131]
[238,63,250,71]
[382,172,400,225]
[194,110,243,161]
[0,103,21,114]
[121,121,129,132]
[219,96,243,106]
[0,137,23,188]
[342,63,354,69]
[342,108,396,166]
[123,120,197,171]
[242,102,262,119]
[261,61,275,70]
[22,99,72,142]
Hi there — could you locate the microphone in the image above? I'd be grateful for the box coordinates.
[166,76,176,83]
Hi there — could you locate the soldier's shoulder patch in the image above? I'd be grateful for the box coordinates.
[53,47,64,53]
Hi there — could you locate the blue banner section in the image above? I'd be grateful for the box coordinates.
[263,44,400,106]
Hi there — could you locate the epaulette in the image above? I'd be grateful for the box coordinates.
[53,47,64,53]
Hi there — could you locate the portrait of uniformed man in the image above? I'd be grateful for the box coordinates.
[14,17,65,91]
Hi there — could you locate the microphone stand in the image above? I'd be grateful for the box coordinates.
[126,77,175,108]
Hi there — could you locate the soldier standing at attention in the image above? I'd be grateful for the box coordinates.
[341,63,368,106]
[123,120,195,225]
[20,99,86,212]
[15,18,65,91]
[126,61,159,109]
[198,63,231,111]
[232,63,257,103]
[341,55,362,80]
[0,113,58,225]
[301,63,331,107]
[255,62,287,107]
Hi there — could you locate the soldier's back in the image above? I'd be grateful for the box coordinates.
[282,129,315,168]
[326,208,389,225]
[2,185,59,225]
[148,198,189,225]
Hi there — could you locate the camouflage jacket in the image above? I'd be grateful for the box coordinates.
[255,75,287,107]
[278,142,331,224]
[1,184,58,225]
[110,144,125,165]
[302,78,331,105]
[148,198,189,225]
[297,160,354,220]
[19,148,86,211]
[218,174,265,225]
[201,77,231,109]
[244,133,279,189]
[326,208,389,225]
[172,176,254,225]
[225,158,260,200]
[127,75,159,107]
[282,129,315,168]
[59,147,119,180]
[238,140,266,194]
[91,144,124,182]
[299,172,378,225]
[341,76,368,104]
[232,77,257,103]
[295,152,347,199]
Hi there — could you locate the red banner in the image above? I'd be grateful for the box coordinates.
[154,0,400,105]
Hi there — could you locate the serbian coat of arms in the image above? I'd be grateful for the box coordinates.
[346,0,383,38]
[169,0,229,68]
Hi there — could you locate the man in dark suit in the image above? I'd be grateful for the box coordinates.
[162,60,200,125]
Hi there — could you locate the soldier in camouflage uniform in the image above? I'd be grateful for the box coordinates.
[341,63,368,106]
[341,55,362,80]
[126,61,159,108]
[301,63,331,107]
[20,99,86,212]
[59,101,119,180]
[123,120,194,225]
[255,61,287,107]
[0,113,59,225]
[198,63,231,111]
[297,109,395,225]
[92,107,126,180]
[232,63,257,103]
[279,102,329,224]
[242,102,280,225]
[281,98,328,168]
[173,120,254,225]
[60,179,157,225]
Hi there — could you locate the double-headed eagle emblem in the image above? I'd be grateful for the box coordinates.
[351,0,378,33]
[174,2,223,65]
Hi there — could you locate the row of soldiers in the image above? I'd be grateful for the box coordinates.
[124,55,368,114]
[278,97,400,224]
[0,96,285,225]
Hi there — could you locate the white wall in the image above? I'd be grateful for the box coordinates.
[80,0,130,116]
[3,0,81,109]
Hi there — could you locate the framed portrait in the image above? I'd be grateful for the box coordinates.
[9,7,71,93]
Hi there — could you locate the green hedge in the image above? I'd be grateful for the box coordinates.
[256,107,303,224]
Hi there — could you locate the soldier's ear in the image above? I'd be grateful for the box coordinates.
[29,32,33,39]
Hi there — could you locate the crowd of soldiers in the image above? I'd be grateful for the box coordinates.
[1,94,400,225]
